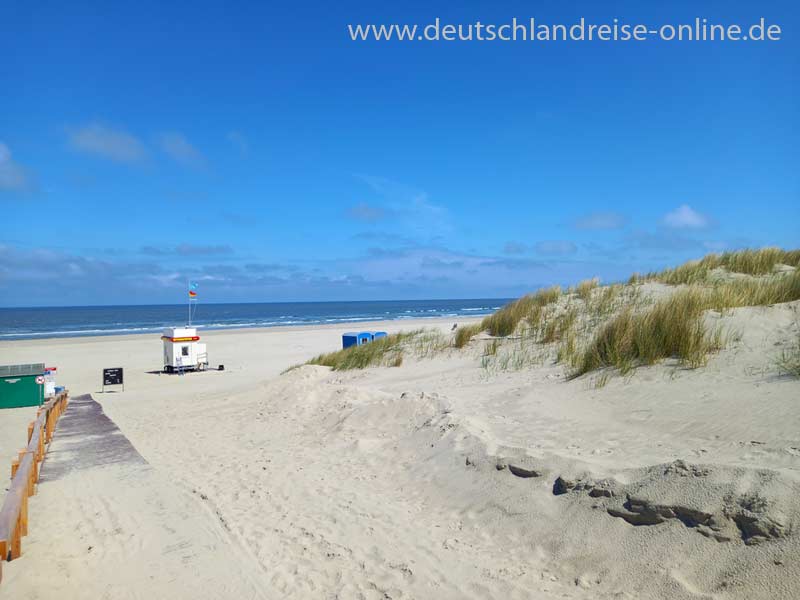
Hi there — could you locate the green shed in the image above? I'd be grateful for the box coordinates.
[0,363,45,409]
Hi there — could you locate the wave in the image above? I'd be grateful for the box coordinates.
[0,302,502,340]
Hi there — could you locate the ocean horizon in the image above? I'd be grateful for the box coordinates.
[0,298,509,341]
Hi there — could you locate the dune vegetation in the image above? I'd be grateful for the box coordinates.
[633,247,800,285]
[568,288,724,376]
[301,248,800,378]
[305,330,417,370]
[776,329,800,378]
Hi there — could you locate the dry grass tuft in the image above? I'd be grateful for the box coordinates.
[542,307,577,343]
[569,271,800,377]
[454,323,482,348]
[775,337,800,377]
[704,270,800,309]
[307,330,420,370]
[649,248,800,285]
[570,289,723,376]
[481,286,561,337]
[576,278,600,301]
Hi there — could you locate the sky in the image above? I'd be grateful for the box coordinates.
[1,0,798,306]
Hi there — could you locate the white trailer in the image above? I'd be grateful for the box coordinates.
[161,327,208,373]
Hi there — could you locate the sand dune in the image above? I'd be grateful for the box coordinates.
[1,305,799,598]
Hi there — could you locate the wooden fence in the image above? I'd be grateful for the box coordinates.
[0,391,69,584]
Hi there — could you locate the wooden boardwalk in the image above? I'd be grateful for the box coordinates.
[37,394,147,482]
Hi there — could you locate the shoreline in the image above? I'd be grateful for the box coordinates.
[0,315,482,348]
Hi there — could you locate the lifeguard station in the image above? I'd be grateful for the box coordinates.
[160,282,210,373]
[162,327,208,373]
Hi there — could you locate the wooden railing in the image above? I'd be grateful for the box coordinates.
[0,391,69,583]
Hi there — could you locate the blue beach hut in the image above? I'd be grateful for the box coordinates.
[342,331,386,349]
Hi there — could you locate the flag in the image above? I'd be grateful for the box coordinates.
[189,290,198,299]
[190,281,199,290]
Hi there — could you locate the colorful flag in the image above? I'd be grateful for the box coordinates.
[189,290,198,299]
[190,281,199,290]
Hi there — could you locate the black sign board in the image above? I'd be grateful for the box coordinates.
[102,367,124,391]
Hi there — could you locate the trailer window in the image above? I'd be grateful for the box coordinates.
[182,346,190,356]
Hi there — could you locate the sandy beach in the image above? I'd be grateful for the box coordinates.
[1,298,799,599]
[3,0,797,596]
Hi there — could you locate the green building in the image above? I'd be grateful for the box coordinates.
[0,363,45,409]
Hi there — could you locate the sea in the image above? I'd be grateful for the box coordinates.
[0,299,509,341]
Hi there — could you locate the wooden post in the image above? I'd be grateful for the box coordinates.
[30,459,38,491]
[18,495,27,538]
[10,511,21,559]
[16,452,34,498]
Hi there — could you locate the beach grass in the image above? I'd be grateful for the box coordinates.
[481,285,561,337]
[569,289,723,376]
[477,248,800,378]
[306,330,420,370]
[775,327,800,378]
[569,269,800,377]
[298,248,799,377]
[454,323,482,348]
[775,340,800,377]
[576,278,599,301]
[646,247,800,285]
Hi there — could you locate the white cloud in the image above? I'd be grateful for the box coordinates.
[662,204,710,229]
[0,142,33,191]
[68,123,146,163]
[158,132,206,168]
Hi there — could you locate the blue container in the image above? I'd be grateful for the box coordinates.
[342,331,385,349]
[342,332,359,349]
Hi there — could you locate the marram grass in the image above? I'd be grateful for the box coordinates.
[296,247,799,377]
[775,329,800,378]
[306,330,420,370]
[481,285,561,337]
[569,289,724,377]
[570,268,800,377]
[646,247,800,285]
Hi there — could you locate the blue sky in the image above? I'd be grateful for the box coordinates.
[1,0,797,306]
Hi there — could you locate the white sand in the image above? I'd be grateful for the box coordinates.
[0,309,799,599]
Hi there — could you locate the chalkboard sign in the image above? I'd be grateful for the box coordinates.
[102,367,124,391]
